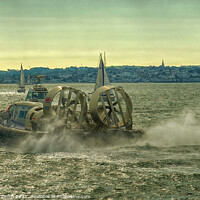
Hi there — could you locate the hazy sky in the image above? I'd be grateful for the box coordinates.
[0,0,200,70]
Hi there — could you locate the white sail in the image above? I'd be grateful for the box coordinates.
[94,53,110,91]
[17,63,25,93]
[20,64,25,87]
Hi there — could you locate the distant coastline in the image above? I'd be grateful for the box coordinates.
[1,65,200,84]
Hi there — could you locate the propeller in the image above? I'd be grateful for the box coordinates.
[89,85,133,131]
[43,86,87,128]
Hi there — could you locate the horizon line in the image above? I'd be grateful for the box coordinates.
[1,64,200,71]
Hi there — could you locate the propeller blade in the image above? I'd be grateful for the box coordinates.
[114,107,121,114]
[114,89,126,125]
[106,90,119,127]
[113,101,118,106]
[100,95,111,127]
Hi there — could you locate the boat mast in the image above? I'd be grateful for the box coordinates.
[101,54,105,86]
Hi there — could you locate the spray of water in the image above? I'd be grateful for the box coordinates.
[17,111,200,153]
[18,129,140,153]
[18,120,141,153]
[138,112,200,147]
[19,120,86,153]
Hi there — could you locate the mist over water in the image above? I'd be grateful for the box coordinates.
[1,83,200,199]
[139,112,200,147]
[19,131,84,153]
[17,112,200,154]
[18,123,141,153]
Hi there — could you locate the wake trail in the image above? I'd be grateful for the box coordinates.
[137,112,200,147]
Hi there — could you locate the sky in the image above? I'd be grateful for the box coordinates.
[0,0,200,70]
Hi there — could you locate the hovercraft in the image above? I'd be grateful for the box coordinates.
[0,85,144,146]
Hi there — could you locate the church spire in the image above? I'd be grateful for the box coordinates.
[162,59,165,68]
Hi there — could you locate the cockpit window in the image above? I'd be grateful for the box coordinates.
[38,92,47,99]
[19,111,28,119]
[32,92,38,99]
[32,92,47,99]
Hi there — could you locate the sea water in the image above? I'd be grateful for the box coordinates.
[0,83,200,199]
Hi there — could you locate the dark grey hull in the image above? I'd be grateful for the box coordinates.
[0,124,42,146]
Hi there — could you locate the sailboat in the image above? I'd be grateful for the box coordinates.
[94,52,111,91]
[88,53,114,101]
[17,63,25,93]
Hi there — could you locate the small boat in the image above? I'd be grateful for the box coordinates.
[17,63,25,93]
[0,84,144,146]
